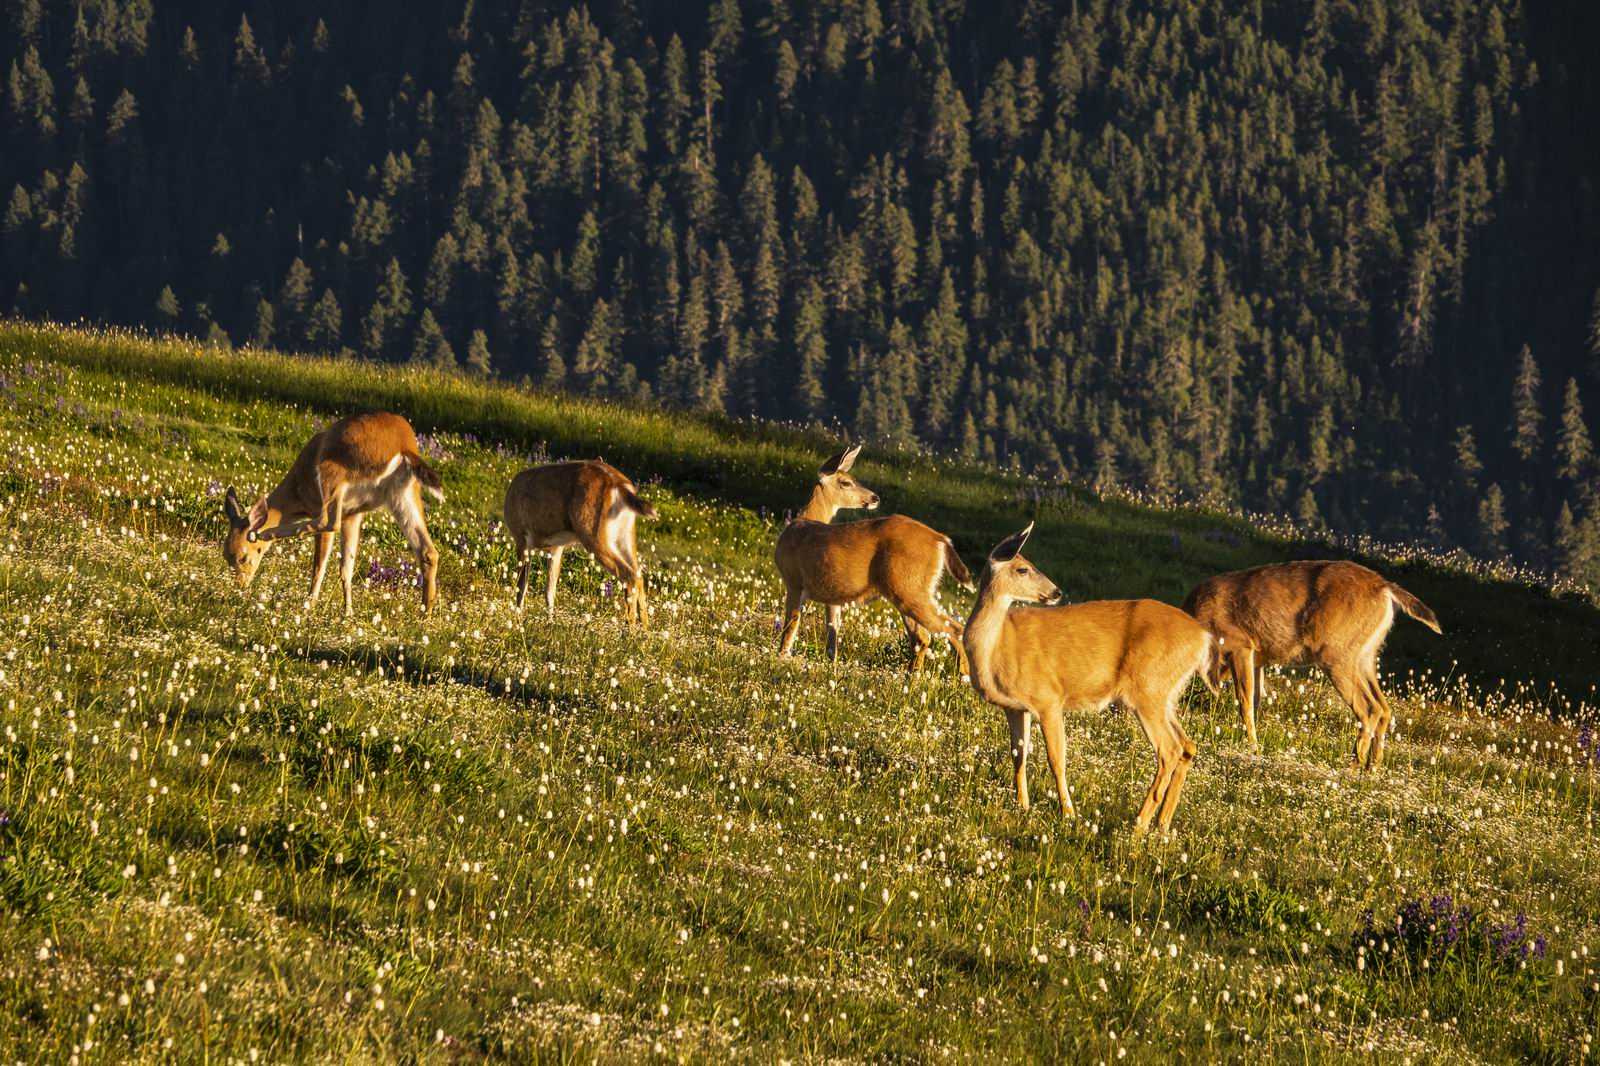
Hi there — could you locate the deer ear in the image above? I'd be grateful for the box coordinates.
[247,494,270,533]
[819,446,852,476]
[224,486,245,527]
[989,522,1034,563]
[836,444,863,473]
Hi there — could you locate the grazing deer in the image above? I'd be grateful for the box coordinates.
[774,445,973,676]
[1182,559,1442,768]
[222,411,444,614]
[964,523,1212,833]
[503,460,656,624]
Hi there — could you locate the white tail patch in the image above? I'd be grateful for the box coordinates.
[607,489,638,563]
[1364,594,1398,668]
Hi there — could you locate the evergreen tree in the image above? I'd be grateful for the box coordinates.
[1509,344,1542,464]
[1555,378,1593,483]
[363,258,412,358]
[412,308,455,370]
[155,286,180,326]
[465,329,492,376]
[307,289,344,353]
[1478,483,1508,554]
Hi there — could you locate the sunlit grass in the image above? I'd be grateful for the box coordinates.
[0,323,1596,1061]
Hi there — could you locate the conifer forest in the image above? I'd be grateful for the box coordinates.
[4,0,1600,574]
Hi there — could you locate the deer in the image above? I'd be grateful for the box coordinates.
[1182,559,1442,768]
[222,411,444,614]
[964,523,1213,833]
[503,460,657,625]
[774,445,974,677]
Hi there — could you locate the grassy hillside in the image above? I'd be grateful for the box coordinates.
[0,321,1596,1061]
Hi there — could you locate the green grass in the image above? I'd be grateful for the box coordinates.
[0,320,1596,1061]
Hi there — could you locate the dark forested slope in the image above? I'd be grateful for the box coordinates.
[3,0,1599,577]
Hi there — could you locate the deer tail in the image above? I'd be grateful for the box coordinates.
[620,485,658,519]
[403,450,445,502]
[943,538,975,592]
[1387,583,1442,634]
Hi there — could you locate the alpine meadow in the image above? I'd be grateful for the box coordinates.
[4,0,1600,1063]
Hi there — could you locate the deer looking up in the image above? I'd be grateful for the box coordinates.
[222,411,443,614]
[774,445,973,676]
[1182,559,1442,767]
[964,523,1213,833]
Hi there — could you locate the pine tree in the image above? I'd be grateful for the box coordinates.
[363,258,412,358]
[278,259,314,345]
[465,329,492,376]
[1477,483,1508,554]
[1509,344,1542,463]
[154,286,180,326]
[250,298,274,348]
[1555,378,1593,483]
[412,308,455,370]
[307,289,343,353]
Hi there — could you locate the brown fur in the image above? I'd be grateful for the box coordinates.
[965,524,1211,832]
[503,460,654,624]
[222,411,441,614]
[1182,559,1442,766]
[774,446,973,676]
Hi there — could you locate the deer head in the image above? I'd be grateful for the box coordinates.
[982,523,1062,606]
[222,486,273,588]
[814,444,880,512]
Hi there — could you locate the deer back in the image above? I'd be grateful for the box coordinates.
[1184,560,1395,665]
[505,460,635,550]
[776,514,949,605]
[275,412,423,519]
[991,599,1211,712]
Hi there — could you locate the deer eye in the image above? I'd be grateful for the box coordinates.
[1016,567,1030,575]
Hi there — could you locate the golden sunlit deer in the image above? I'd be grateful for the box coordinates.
[774,445,973,676]
[503,460,657,624]
[222,411,443,614]
[1182,559,1442,767]
[964,523,1213,833]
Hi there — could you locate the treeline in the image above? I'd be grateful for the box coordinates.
[4,0,1600,582]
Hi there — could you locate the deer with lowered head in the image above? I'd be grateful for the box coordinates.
[964,523,1213,833]
[774,445,973,676]
[1182,559,1441,767]
[222,411,444,614]
[503,459,657,624]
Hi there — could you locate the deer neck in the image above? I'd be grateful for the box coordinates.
[963,576,1019,708]
[797,485,840,523]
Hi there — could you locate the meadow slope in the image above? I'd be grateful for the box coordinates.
[0,322,1597,1062]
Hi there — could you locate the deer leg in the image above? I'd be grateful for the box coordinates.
[901,598,970,679]
[631,572,649,627]
[1007,708,1032,811]
[314,482,346,535]
[1364,670,1395,769]
[1037,708,1074,818]
[337,513,364,617]
[1131,705,1180,833]
[777,585,805,655]
[824,605,842,662]
[943,616,972,680]
[1327,663,1378,770]
[1232,648,1259,750]
[1155,711,1197,831]
[905,618,932,673]
[589,540,640,623]
[545,546,565,619]
[308,530,335,602]
[513,537,533,612]
[396,486,438,616]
